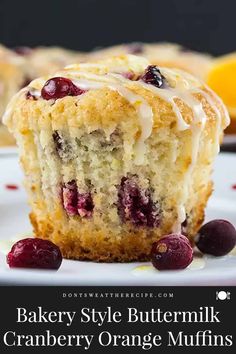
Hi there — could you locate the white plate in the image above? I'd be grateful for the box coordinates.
[0,152,235,286]
[0,146,18,156]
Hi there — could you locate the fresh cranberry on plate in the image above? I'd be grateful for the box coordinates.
[7,238,62,270]
[151,234,193,270]
[195,219,236,256]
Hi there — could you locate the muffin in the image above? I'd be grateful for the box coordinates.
[23,46,85,78]
[0,45,28,145]
[3,55,229,262]
[89,42,212,79]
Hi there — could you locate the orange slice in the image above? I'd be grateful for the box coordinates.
[206,53,236,118]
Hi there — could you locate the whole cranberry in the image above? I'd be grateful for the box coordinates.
[151,234,193,270]
[141,65,166,88]
[7,238,62,270]
[195,219,236,256]
[41,77,85,100]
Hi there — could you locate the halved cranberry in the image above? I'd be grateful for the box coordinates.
[117,176,160,227]
[41,77,86,100]
[151,234,193,270]
[141,65,166,88]
[7,238,62,270]
[195,219,236,256]
[62,180,94,217]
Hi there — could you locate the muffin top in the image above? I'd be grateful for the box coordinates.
[3,55,229,164]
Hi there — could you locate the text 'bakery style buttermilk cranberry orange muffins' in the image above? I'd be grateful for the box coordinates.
[3,55,229,262]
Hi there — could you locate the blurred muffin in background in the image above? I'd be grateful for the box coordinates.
[88,42,212,79]
[21,46,85,78]
[206,53,236,134]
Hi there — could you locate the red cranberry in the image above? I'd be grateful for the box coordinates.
[77,192,94,217]
[53,131,64,155]
[5,184,19,190]
[141,65,166,88]
[151,234,193,270]
[126,42,144,54]
[13,46,32,56]
[7,238,62,270]
[41,77,86,100]
[195,219,236,256]
[62,180,94,217]
[117,176,160,227]
[62,180,78,216]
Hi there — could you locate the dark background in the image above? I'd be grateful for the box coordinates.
[0,0,235,55]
